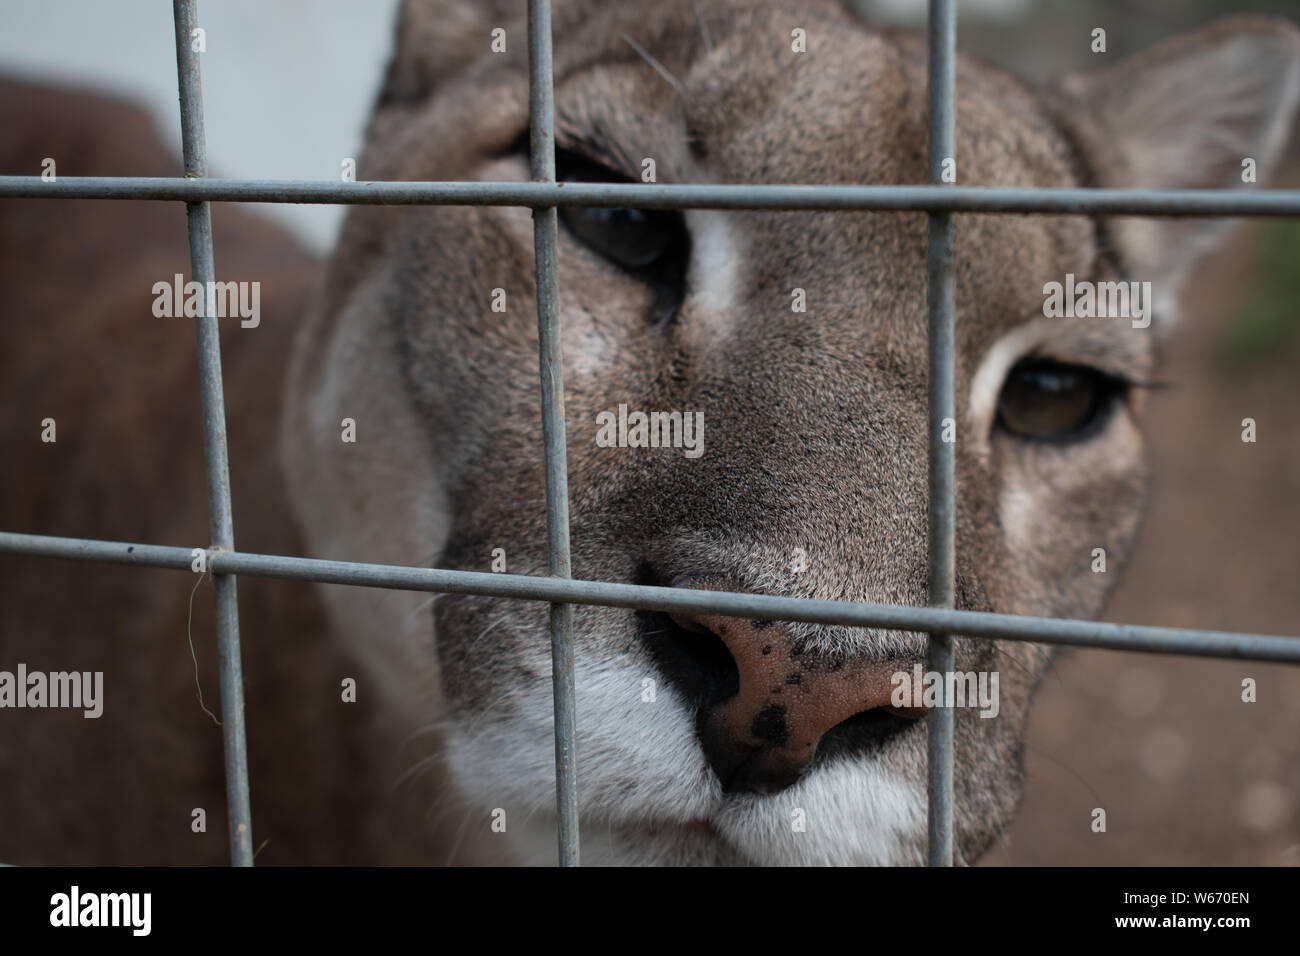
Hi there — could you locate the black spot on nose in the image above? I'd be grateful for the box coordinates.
[750,704,789,746]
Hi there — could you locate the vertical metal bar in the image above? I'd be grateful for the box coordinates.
[925,0,957,868]
[527,0,580,867]
[172,0,254,868]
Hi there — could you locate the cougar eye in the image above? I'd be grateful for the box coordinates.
[561,205,677,269]
[555,150,689,322]
[995,359,1125,442]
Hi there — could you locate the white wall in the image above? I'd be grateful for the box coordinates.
[0,0,401,250]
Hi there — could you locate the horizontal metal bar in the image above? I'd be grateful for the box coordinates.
[4,176,1300,216]
[2,531,1298,663]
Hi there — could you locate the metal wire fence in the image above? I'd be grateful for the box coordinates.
[2,0,1299,867]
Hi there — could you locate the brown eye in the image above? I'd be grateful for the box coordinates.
[995,360,1124,442]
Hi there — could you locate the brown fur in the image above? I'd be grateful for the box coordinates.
[0,79,455,864]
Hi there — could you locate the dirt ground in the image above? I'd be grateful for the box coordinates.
[982,221,1300,866]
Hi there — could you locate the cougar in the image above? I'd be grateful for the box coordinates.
[2,1,1298,866]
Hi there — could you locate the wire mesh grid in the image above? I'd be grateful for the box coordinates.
[1,0,1298,867]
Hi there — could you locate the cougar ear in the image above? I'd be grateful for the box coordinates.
[1058,17,1300,302]
[377,0,523,107]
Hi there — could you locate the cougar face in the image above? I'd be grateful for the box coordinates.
[282,1,1300,864]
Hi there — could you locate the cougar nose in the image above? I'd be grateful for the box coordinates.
[670,600,924,795]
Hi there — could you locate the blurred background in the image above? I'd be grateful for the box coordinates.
[0,0,1296,864]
